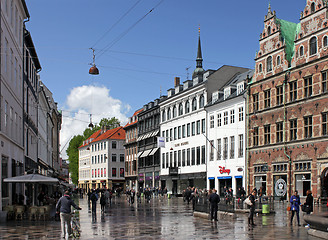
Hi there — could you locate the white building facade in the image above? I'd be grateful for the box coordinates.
[206,70,253,197]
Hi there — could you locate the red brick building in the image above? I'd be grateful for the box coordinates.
[248,0,328,202]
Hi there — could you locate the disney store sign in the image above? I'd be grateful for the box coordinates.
[219,166,231,175]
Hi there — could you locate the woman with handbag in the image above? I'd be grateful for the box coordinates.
[290,190,301,226]
[303,190,313,215]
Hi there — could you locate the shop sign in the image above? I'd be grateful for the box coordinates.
[219,166,230,175]
[275,178,287,197]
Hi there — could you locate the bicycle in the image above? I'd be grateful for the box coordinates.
[71,210,81,238]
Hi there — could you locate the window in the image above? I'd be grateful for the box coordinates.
[174,127,177,140]
[238,135,243,158]
[230,136,235,159]
[218,113,222,127]
[173,106,177,118]
[217,139,222,160]
[187,148,191,166]
[253,127,259,146]
[112,141,117,149]
[202,145,206,164]
[202,119,206,133]
[101,155,103,163]
[322,71,328,93]
[210,140,214,161]
[192,122,195,136]
[253,94,259,112]
[300,46,304,56]
[167,108,171,120]
[277,56,281,66]
[310,37,317,55]
[224,111,228,125]
[92,156,94,164]
[4,101,8,128]
[239,107,244,121]
[120,168,124,178]
[178,126,181,139]
[199,95,204,108]
[112,154,117,162]
[237,83,244,95]
[112,168,117,177]
[185,101,190,114]
[264,90,271,108]
[264,125,271,144]
[187,123,191,137]
[210,115,214,128]
[259,63,263,73]
[182,125,186,138]
[267,26,271,35]
[179,103,183,116]
[170,129,173,140]
[196,120,200,135]
[196,147,201,165]
[322,113,328,136]
[276,86,283,105]
[230,110,235,124]
[166,153,169,168]
[104,154,107,163]
[304,116,313,138]
[178,150,181,167]
[311,2,315,13]
[276,122,283,143]
[290,81,297,101]
[191,147,195,165]
[120,154,124,162]
[162,153,165,168]
[162,110,166,122]
[192,98,197,111]
[290,119,297,141]
[182,150,186,166]
[1,156,8,198]
[174,151,177,167]
[267,56,272,72]
[304,76,313,98]
[324,36,328,48]
[223,138,228,160]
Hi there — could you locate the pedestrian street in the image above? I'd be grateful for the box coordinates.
[0,196,323,239]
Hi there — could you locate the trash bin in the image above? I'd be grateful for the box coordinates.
[168,193,171,199]
[262,204,270,214]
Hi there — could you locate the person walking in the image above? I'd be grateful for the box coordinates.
[100,191,106,212]
[130,189,136,204]
[290,190,301,226]
[90,189,99,214]
[303,190,313,215]
[248,189,257,226]
[56,191,82,238]
[209,189,220,221]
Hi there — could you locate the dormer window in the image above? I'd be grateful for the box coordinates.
[267,26,271,35]
[267,56,272,72]
[224,88,231,100]
[311,2,315,13]
[310,37,317,55]
[237,83,244,95]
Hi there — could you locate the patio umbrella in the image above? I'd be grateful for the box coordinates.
[4,174,59,205]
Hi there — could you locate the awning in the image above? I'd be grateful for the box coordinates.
[152,130,159,137]
[137,152,143,158]
[217,176,232,180]
[137,136,142,141]
[140,149,152,158]
[148,148,159,156]
[4,173,59,184]
[235,175,243,179]
[208,177,215,180]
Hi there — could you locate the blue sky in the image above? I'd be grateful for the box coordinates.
[25,0,306,156]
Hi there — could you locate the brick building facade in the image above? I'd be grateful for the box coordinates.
[248,0,328,201]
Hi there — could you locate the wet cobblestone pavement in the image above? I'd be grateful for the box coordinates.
[0,196,325,239]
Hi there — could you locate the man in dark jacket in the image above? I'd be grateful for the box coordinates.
[209,189,220,221]
[56,191,81,238]
[248,190,257,226]
[90,189,99,214]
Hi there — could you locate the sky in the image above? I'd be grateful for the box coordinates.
[25,0,306,158]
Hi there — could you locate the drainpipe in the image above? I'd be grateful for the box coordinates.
[283,70,292,200]
[0,0,2,133]
[244,75,251,194]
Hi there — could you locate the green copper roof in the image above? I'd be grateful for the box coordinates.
[276,18,298,63]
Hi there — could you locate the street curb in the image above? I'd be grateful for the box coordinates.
[308,229,328,239]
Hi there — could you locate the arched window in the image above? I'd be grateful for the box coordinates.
[185,101,190,114]
[310,37,317,55]
[162,110,166,122]
[300,46,304,56]
[324,36,328,48]
[267,26,271,36]
[192,98,197,111]
[259,63,263,73]
[178,103,183,116]
[173,106,177,118]
[277,56,281,66]
[199,95,204,108]
[311,2,315,13]
[267,56,272,72]
[167,108,171,120]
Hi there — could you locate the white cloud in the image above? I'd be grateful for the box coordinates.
[60,85,130,159]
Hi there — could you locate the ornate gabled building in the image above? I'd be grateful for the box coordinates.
[248,1,328,201]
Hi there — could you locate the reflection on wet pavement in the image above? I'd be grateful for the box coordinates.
[0,196,323,239]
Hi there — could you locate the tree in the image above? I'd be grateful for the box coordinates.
[66,117,121,185]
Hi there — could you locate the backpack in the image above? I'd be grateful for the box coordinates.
[91,193,97,201]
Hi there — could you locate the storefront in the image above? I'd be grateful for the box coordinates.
[273,175,287,200]
[154,172,160,187]
[321,167,328,201]
[295,173,311,197]
[138,173,144,189]
[218,176,232,197]
[145,173,153,188]
[254,175,266,195]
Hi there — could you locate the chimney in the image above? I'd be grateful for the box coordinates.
[174,77,180,87]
